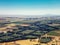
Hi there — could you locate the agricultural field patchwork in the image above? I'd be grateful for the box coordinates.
[0,16,60,45]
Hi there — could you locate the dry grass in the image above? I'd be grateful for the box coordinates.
[0,39,39,45]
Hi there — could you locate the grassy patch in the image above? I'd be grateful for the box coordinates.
[25,35,37,39]
[48,30,60,36]
[21,30,34,34]
[33,31,44,35]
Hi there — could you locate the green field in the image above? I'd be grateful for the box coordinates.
[48,30,60,36]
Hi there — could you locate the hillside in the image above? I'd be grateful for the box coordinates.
[0,16,60,45]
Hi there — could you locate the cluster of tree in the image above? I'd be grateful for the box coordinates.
[40,37,52,43]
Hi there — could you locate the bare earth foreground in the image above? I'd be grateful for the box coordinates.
[0,37,60,45]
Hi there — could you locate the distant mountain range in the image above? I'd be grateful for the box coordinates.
[0,15,60,21]
[0,14,60,17]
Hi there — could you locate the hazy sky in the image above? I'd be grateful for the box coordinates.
[0,0,60,15]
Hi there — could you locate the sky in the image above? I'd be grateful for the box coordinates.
[0,0,60,16]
